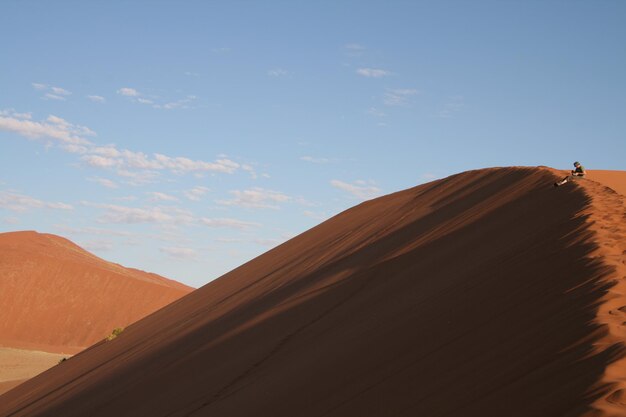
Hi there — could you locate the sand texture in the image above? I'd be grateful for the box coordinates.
[0,231,192,354]
[0,348,68,396]
[1,167,625,417]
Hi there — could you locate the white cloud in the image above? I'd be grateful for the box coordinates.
[147,191,179,202]
[0,109,31,119]
[137,98,154,105]
[200,217,260,230]
[160,246,198,260]
[0,191,73,212]
[218,187,291,209]
[383,88,419,106]
[50,86,71,96]
[85,202,194,225]
[154,95,197,110]
[268,68,288,77]
[241,164,258,179]
[300,156,330,164]
[183,186,210,201]
[82,155,119,168]
[3,216,19,224]
[0,110,93,146]
[116,169,160,186]
[92,146,120,158]
[87,95,106,103]
[330,179,382,200]
[356,68,391,78]
[32,84,72,100]
[44,93,67,101]
[54,224,132,237]
[89,177,119,189]
[3,109,242,183]
[118,87,140,97]
[152,153,239,174]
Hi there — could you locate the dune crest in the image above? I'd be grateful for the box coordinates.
[1,167,625,417]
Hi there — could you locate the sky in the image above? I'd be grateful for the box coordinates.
[1,1,625,288]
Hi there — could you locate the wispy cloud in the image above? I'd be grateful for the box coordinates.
[54,224,133,237]
[300,156,330,164]
[356,68,391,78]
[44,93,68,101]
[344,43,366,57]
[200,217,260,230]
[89,177,119,189]
[330,179,382,200]
[3,109,242,185]
[85,202,194,225]
[0,191,74,212]
[87,95,106,103]
[345,43,366,51]
[383,88,419,106]
[117,87,197,110]
[218,187,291,209]
[32,83,72,100]
[0,110,94,147]
[435,95,465,118]
[160,246,198,260]
[183,186,210,201]
[153,95,197,110]
[147,191,179,202]
[117,87,140,97]
[268,68,288,77]
[80,239,114,251]
[366,107,386,117]
[50,86,71,96]
[303,210,328,221]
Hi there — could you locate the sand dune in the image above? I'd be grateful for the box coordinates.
[1,167,625,417]
[0,231,192,354]
[586,170,626,196]
[0,348,67,396]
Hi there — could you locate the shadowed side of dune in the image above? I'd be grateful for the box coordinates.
[0,168,622,417]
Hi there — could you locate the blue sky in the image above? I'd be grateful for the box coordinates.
[1,1,625,287]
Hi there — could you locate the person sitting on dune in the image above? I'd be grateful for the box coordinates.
[555,161,586,187]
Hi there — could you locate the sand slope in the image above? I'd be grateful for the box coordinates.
[586,170,626,197]
[1,167,625,416]
[0,231,192,354]
[0,348,67,396]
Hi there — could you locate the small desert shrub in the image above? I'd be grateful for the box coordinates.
[106,327,125,341]
[58,357,68,364]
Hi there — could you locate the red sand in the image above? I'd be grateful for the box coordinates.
[586,170,626,197]
[0,231,192,354]
[1,167,625,417]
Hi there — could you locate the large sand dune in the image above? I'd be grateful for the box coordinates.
[0,231,192,354]
[1,167,625,416]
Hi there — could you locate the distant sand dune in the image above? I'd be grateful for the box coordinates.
[0,231,192,354]
[1,167,625,417]
[0,348,67,395]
